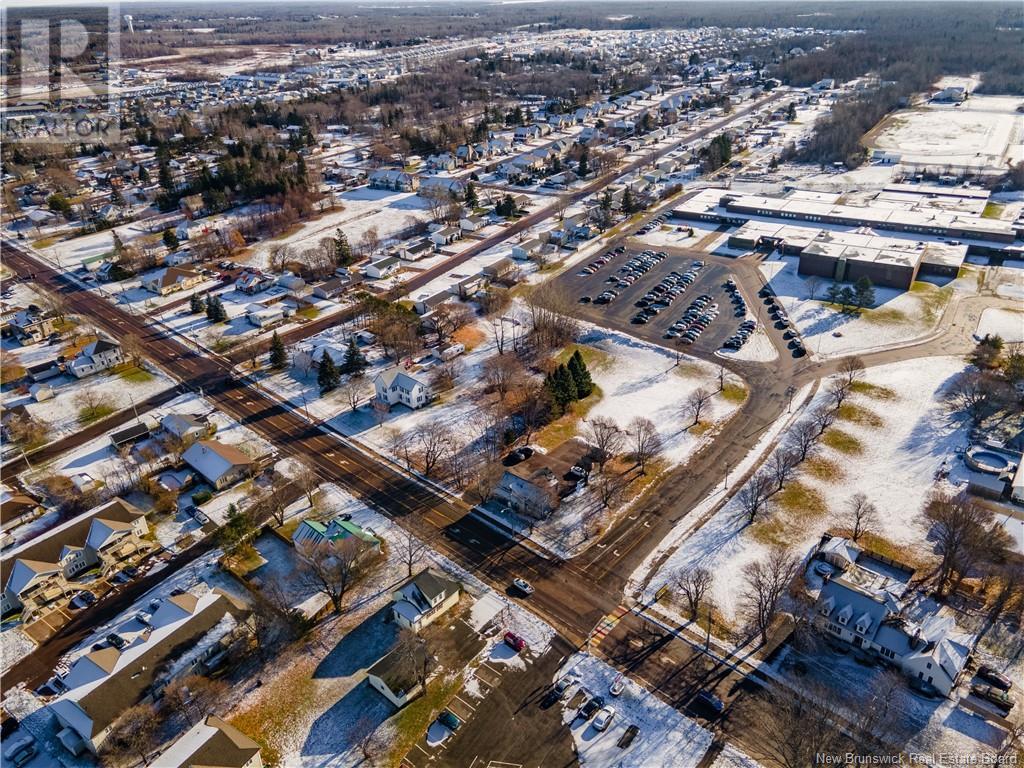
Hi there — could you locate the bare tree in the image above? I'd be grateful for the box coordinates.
[749,680,846,768]
[805,275,822,301]
[554,193,572,221]
[291,457,320,507]
[674,566,713,619]
[296,538,365,614]
[683,387,714,427]
[810,403,838,437]
[837,356,865,388]
[766,449,800,492]
[737,471,774,524]
[584,416,624,472]
[394,526,428,578]
[921,492,1009,596]
[844,492,878,541]
[739,545,801,646]
[431,302,475,344]
[482,354,523,402]
[342,379,364,412]
[596,471,627,508]
[627,417,662,475]
[944,370,1003,425]
[410,420,457,478]
[163,674,229,726]
[788,420,820,461]
[101,704,160,766]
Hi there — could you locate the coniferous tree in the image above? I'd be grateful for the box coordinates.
[162,228,179,250]
[333,228,352,266]
[621,187,637,214]
[853,277,875,309]
[465,182,478,208]
[578,146,589,177]
[318,350,341,394]
[568,350,594,398]
[341,337,367,376]
[551,364,578,408]
[269,331,287,369]
[189,293,204,314]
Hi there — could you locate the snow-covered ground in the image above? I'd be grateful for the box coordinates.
[633,356,969,624]
[759,254,974,358]
[710,744,765,768]
[1,365,173,439]
[975,306,1024,343]
[631,219,722,250]
[716,327,778,363]
[556,652,713,768]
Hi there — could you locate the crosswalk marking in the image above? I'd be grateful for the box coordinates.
[589,604,630,648]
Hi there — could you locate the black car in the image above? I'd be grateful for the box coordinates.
[580,695,606,720]
[617,724,640,749]
[691,690,725,717]
[977,666,1012,691]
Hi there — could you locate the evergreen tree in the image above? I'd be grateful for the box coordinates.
[578,146,589,177]
[838,285,856,309]
[112,230,126,257]
[269,331,288,369]
[341,337,367,376]
[206,295,227,322]
[826,283,843,306]
[162,228,179,251]
[465,181,478,208]
[158,160,174,192]
[567,350,594,398]
[138,165,150,183]
[600,190,612,212]
[551,364,578,408]
[189,293,205,314]
[333,228,352,266]
[786,102,798,121]
[621,187,637,214]
[853,276,875,309]
[318,350,341,394]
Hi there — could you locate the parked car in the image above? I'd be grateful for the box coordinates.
[617,724,640,749]
[579,695,605,720]
[554,676,577,699]
[977,666,1012,691]
[437,709,462,732]
[593,705,616,731]
[512,578,534,595]
[3,734,36,767]
[973,684,1014,711]
[610,675,625,696]
[504,631,527,653]
[691,690,725,717]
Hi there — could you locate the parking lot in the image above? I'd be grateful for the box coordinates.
[557,245,767,360]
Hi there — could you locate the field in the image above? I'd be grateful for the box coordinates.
[864,95,1023,173]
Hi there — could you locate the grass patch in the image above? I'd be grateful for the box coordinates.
[276,517,302,541]
[673,361,706,379]
[32,236,59,248]
[849,380,897,401]
[910,281,953,323]
[296,306,319,320]
[229,658,318,767]
[534,385,603,450]
[982,202,1005,219]
[720,381,748,404]
[116,364,154,384]
[822,428,864,455]
[775,480,827,518]
[690,421,715,436]
[452,324,486,351]
[223,546,265,576]
[803,455,843,482]
[78,403,116,425]
[555,343,612,372]
[836,402,885,429]
[388,673,464,767]
[862,306,909,325]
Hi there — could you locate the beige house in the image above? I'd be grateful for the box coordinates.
[141,266,203,296]
[156,714,263,768]
[182,440,255,490]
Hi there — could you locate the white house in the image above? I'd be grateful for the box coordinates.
[373,367,431,410]
[246,303,285,327]
[67,339,124,378]
[365,257,400,279]
[390,569,461,632]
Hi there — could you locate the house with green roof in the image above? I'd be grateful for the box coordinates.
[291,516,381,562]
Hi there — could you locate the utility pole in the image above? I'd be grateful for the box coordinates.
[785,384,796,413]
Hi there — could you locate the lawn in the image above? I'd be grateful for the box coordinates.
[78,402,116,425]
[534,385,604,450]
[982,202,1005,219]
[555,342,612,371]
[849,380,897,401]
[836,402,884,429]
[388,673,464,768]
[822,428,865,455]
[720,381,748,404]
[230,658,318,767]
[116,364,155,383]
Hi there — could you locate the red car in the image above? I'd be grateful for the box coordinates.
[503,631,526,652]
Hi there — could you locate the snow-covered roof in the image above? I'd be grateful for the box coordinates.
[182,440,253,484]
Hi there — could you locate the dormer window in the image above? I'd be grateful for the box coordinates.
[819,597,834,617]
[837,605,852,626]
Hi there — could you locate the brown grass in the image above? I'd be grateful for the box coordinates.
[720,381,748,404]
[452,324,486,351]
[803,455,843,482]
[822,428,864,455]
[849,380,897,401]
[837,402,885,429]
[751,481,828,546]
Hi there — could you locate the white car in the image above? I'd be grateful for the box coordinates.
[512,578,534,595]
[610,675,625,696]
[593,705,616,732]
